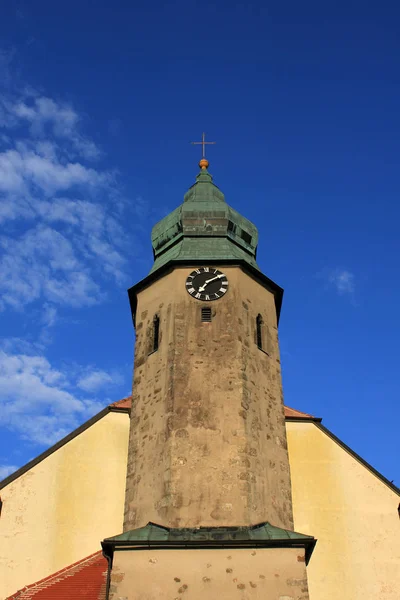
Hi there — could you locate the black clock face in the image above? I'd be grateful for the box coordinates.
[185,267,229,301]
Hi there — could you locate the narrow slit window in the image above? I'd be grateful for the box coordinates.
[0,496,2,519]
[153,315,160,352]
[256,314,263,350]
[201,307,212,322]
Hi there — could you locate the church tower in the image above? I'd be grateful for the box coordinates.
[103,155,314,599]
[123,157,293,532]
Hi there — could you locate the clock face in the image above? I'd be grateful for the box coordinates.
[185,267,229,301]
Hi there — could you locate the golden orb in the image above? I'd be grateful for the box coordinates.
[199,158,209,170]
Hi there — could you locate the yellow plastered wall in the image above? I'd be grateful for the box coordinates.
[109,547,309,599]
[287,421,400,600]
[0,411,129,600]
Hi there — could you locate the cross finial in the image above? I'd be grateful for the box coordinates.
[191,132,216,169]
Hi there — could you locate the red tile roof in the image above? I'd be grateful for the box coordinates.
[6,551,107,600]
[110,396,316,419]
[110,396,131,410]
[284,405,315,419]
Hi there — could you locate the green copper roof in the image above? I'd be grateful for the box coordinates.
[104,521,312,544]
[102,521,316,564]
[150,166,259,274]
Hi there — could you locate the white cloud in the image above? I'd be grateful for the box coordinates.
[0,144,106,197]
[0,348,119,446]
[37,303,58,346]
[0,88,134,312]
[77,370,113,392]
[0,74,140,451]
[0,337,43,355]
[0,465,19,480]
[0,224,106,310]
[3,95,101,160]
[328,268,355,296]
[41,303,58,328]
[46,271,104,307]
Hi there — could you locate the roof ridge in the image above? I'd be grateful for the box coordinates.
[6,551,105,599]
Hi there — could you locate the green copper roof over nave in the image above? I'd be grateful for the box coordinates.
[150,161,259,274]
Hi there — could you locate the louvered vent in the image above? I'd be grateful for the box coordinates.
[201,307,212,322]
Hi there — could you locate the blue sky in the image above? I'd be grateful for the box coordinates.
[0,1,399,488]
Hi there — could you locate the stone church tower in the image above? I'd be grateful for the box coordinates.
[102,158,315,598]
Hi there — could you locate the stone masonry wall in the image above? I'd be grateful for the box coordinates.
[123,266,293,531]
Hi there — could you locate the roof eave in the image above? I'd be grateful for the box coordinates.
[102,536,316,565]
[285,416,323,423]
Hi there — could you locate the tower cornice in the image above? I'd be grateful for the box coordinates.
[128,259,283,327]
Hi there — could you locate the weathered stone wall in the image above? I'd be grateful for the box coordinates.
[124,266,293,531]
[108,547,309,600]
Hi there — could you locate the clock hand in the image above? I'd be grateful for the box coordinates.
[198,273,224,292]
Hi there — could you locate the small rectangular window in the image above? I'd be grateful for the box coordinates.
[201,307,212,322]
[240,229,252,245]
[227,220,236,233]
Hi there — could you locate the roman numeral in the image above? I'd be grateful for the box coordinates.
[205,295,210,300]
[219,287,227,293]
[188,287,195,294]
[195,292,201,299]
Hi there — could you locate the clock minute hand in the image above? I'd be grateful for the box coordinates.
[198,273,224,292]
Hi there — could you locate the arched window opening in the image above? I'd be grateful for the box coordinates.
[256,314,263,350]
[153,314,160,352]
[201,307,212,322]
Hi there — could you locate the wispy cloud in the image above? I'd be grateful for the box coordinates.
[0,87,136,312]
[37,303,58,346]
[316,267,357,305]
[0,225,105,311]
[0,344,124,446]
[77,369,123,392]
[0,65,145,450]
[2,95,101,160]
[41,303,58,328]
[0,143,106,196]
[328,268,355,296]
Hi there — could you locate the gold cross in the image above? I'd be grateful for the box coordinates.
[191,132,216,159]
